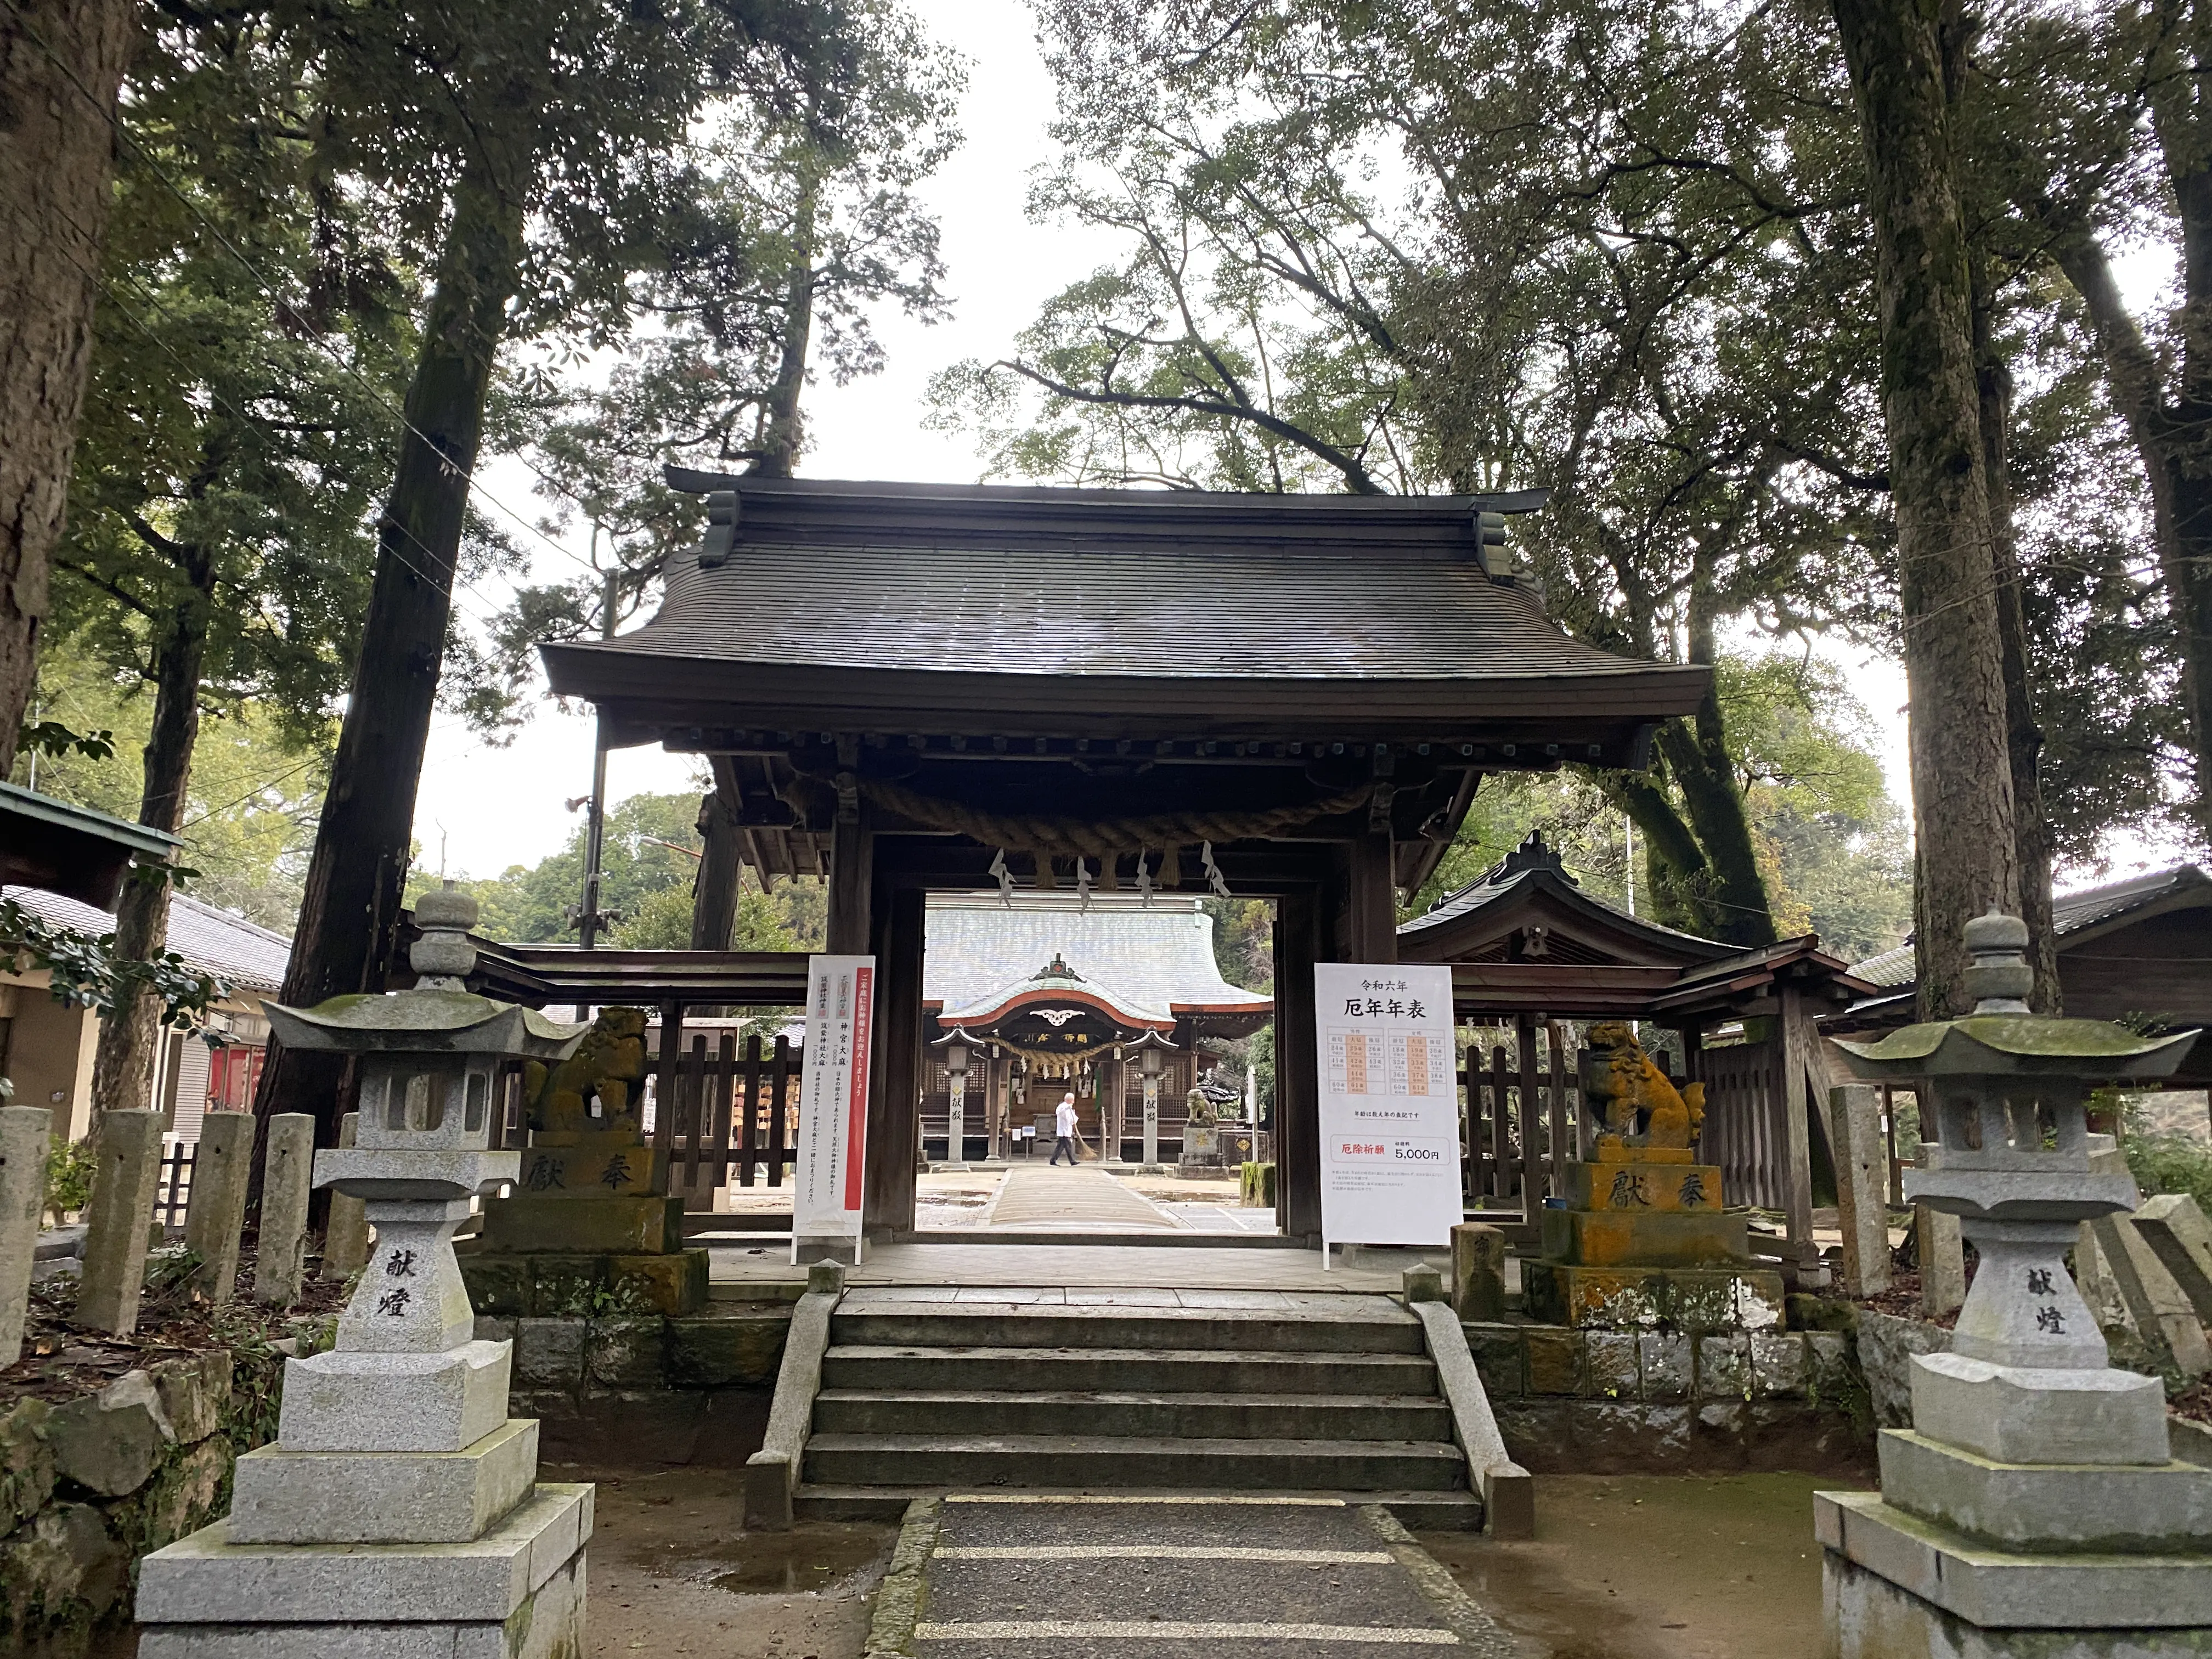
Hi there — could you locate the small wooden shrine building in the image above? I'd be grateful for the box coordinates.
[1397,832,1877,1275]
[921,894,1270,1161]
[538,475,1709,1240]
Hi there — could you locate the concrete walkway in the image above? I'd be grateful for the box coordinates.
[986,1165,1178,1231]
[907,1494,1519,1656]
[708,1243,1421,1294]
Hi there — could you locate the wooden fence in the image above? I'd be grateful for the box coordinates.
[153,1140,195,1232]
[1694,1038,1789,1211]
[648,1031,805,1194]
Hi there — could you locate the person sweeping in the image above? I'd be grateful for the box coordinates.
[1049,1091,1079,1165]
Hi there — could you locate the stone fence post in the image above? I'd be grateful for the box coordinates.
[254,1114,315,1306]
[320,1112,369,1280]
[0,1106,52,1359]
[184,1110,253,1304]
[73,1109,165,1334]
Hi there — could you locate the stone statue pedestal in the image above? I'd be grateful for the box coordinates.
[1525,1028,1781,1331]
[465,1009,706,1317]
[1523,1148,1782,1330]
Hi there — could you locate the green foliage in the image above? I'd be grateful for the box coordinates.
[13,644,329,931]
[1409,650,1911,961]
[2121,1096,2212,1218]
[407,788,822,951]
[44,1139,95,1226]
[15,722,114,763]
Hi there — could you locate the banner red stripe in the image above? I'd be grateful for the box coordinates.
[843,964,873,1212]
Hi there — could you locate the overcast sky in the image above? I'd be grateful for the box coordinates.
[409,0,2163,892]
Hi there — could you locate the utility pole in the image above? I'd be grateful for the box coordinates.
[577,540,616,950]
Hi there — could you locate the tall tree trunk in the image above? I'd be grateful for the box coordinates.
[0,0,139,774]
[750,179,816,479]
[1652,608,1778,949]
[1832,0,2018,1017]
[1972,272,2058,1011]
[1602,770,1715,935]
[88,544,211,1122]
[252,156,526,1150]
[690,758,743,950]
[2041,217,2208,841]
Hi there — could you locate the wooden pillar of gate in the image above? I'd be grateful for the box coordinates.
[864,883,924,1236]
[1778,982,1818,1278]
[1276,885,1324,1242]
[826,796,873,957]
[1343,831,1397,964]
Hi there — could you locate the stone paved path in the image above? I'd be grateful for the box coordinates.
[985,1165,1178,1231]
[909,1494,1521,1657]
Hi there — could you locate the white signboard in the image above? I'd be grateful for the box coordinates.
[1314,963,1461,1256]
[793,954,874,1259]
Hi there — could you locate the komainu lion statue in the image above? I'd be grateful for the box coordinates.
[1580,1019,1706,1152]
[524,1005,649,1136]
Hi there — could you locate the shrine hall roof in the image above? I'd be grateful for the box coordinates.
[923,895,1271,1025]
[540,477,1709,719]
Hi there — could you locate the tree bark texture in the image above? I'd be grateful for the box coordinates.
[253,157,526,1149]
[751,180,816,479]
[690,757,743,950]
[1972,285,2058,1011]
[1832,0,2018,1017]
[1653,610,1778,948]
[88,547,211,1121]
[0,0,139,774]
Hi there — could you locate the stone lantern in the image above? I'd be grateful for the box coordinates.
[1820,910,2209,1655]
[134,886,595,1656]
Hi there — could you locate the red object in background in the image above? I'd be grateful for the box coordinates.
[206,1044,266,1111]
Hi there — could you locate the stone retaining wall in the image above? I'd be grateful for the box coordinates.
[475,1302,793,1468]
[1465,1320,1873,1475]
[0,1348,274,1657]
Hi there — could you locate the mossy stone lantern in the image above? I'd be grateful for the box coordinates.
[263,885,586,1375]
[1835,909,2198,1453]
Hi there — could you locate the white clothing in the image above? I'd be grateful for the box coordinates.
[1056,1101,1077,1136]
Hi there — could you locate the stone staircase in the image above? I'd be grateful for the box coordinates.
[792,1291,1483,1528]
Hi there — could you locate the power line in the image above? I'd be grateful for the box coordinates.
[3,0,612,591]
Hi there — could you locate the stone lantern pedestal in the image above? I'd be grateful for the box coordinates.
[1820,912,2210,1657]
[133,888,595,1656]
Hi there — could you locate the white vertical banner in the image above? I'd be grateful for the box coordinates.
[793,954,874,1259]
[1314,963,1461,1256]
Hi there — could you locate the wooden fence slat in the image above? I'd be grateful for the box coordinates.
[712,1033,736,1187]
[653,1002,681,1159]
[738,1036,762,1187]
[768,1034,791,1188]
[1489,1047,1511,1201]
[1546,1022,1570,1199]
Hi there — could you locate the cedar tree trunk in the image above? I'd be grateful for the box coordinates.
[690,758,743,950]
[88,538,211,1120]
[1832,0,2018,1016]
[1652,608,1778,948]
[750,179,816,479]
[0,0,139,772]
[253,156,526,1150]
[1973,280,2058,1010]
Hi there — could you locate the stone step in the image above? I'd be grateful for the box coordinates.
[800,1432,1470,1493]
[812,1387,1454,1442]
[791,1483,1487,1530]
[831,1303,1424,1356]
[820,1344,1437,1397]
